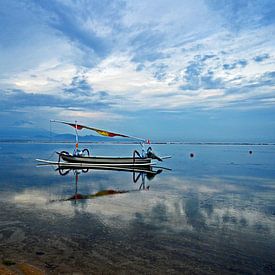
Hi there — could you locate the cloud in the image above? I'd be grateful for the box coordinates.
[9,62,77,94]
[34,0,126,60]
[0,88,110,112]
[253,53,270,62]
[64,75,93,96]
[57,109,124,121]
[1,0,274,112]
[250,71,275,87]
[205,0,275,30]
[0,1,78,76]
[130,30,168,63]
[0,0,275,139]
[179,54,223,91]
[12,120,34,127]
[223,59,248,70]
[0,89,67,111]
[152,63,169,81]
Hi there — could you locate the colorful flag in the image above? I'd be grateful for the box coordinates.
[51,120,145,141]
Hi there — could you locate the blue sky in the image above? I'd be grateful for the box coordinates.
[0,0,275,141]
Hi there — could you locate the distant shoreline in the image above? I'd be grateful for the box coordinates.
[0,140,274,146]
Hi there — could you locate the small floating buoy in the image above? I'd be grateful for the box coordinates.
[249,150,252,154]
[190,153,194,158]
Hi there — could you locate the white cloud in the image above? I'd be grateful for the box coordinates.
[58,109,124,121]
[12,61,77,94]
[1,0,275,117]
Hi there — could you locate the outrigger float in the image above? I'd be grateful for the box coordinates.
[36,120,171,168]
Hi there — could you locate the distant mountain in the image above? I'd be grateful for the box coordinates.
[0,127,51,141]
[52,133,114,142]
[0,126,136,142]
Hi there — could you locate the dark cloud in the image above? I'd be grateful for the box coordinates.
[200,54,216,61]
[0,89,65,110]
[0,89,110,111]
[248,71,275,87]
[136,64,145,72]
[223,59,248,70]
[62,75,113,105]
[223,71,275,105]
[153,63,168,81]
[180,62,203,90]
[253,53,270,62]
[201,71,223,89]
[64,76,92,96]
[180,54,223,90]
[224,71,275,96]
[223,64,233,70]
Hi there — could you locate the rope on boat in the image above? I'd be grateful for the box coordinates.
[44,151,56,162]
[133,150,142,165]
[50,120,53,143]
[43,120,57,163]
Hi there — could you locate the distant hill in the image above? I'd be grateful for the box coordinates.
[0,126,135,143]
[52,133,114,142]
[0,127,51,141]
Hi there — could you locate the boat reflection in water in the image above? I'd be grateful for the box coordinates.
[47,164,165,203]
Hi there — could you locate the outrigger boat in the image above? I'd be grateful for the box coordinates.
[36,120,170,167]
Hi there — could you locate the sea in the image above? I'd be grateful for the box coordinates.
[0,142,274,274]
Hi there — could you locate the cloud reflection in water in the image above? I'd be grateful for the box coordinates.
[9,171,275,237]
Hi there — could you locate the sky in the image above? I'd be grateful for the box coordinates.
[0,0,275,142]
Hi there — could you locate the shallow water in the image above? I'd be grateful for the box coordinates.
[0,143,274,274]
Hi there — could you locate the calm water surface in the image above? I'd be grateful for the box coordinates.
[0,143,274,274]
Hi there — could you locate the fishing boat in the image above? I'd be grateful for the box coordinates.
[36,120,170,167]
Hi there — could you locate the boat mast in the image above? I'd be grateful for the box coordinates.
[75,120,79,150]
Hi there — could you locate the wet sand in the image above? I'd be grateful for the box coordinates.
[1,197,274,274]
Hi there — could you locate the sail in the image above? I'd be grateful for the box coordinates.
[50,120,145,141]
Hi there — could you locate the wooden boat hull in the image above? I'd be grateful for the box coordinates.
[58,152,152,166]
